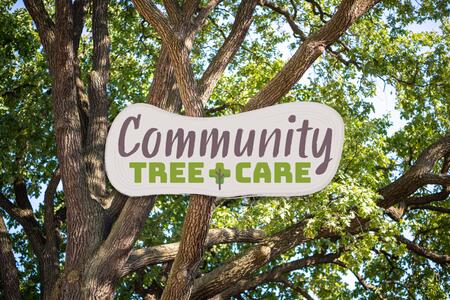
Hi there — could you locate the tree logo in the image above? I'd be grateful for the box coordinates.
[208,163,231,190]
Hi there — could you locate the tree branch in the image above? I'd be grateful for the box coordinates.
[305,0,332,22]
[122,228,266,276]
[408,205,450,214]
[146,46,182,112]
[11,180,46,254]
[43,167,61,250]
[23,0,55,54]
[160,195,215,300]
[85,0,111,202]
[163,0,182,25]
[0,192,45,257]
[379,134,450,208]
[0,215,21,300]
[190,219,313,299]
[132,0,204,116]
[396,235,450,266]
[243,0,381,111]
[72,0,88,53]
[419,174,450,186]
[191,0,222,31]
[209,251,339,299]
[198,0,258,102]
[182,0,200,19]
[260,0,306,40]
[83,196,157,295]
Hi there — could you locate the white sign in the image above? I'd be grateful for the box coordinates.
[105,102,344,197]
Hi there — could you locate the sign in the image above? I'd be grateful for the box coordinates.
[105,102,344,197]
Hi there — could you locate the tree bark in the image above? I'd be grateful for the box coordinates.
[161,195,215,300]
[52,0,107,297]
[0,216,21,300]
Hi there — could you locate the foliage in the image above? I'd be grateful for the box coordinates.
[0,0,449,298]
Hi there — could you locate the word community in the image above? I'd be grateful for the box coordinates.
[105,102,344,197]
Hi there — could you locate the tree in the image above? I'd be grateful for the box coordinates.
[0,0,449,299]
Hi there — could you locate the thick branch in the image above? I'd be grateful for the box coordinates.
[192,0,222,31]
[23,0,55,54]
[86,0,111,202]
[404,189,450,206]
[210,252,339,299]
[72,0,88,53]
[198,0,258,102]
[244,0,381,111]
[0,216,22,300]
[0,188,45,256]
[146,46,182,112]
[13,178,33,211]
[163,0,181,25]
[396,235,450,266]
[83,196,156,296]
[132,0,204,116]
[190,219,312,299]
[122,228,266,275]
[161,195,215,300]
[379,135,450,208]
[182,0,200,19]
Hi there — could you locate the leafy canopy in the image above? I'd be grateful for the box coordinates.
[0,0,449,298]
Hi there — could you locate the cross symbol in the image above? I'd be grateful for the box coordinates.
[208,163,231,190]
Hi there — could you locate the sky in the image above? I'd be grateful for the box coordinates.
[7,0,443,296]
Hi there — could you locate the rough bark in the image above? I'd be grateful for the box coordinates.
[82,196,156,298]
[190,219,312,299]
[131,2,221,299]
[0,216,21,300]
[42,168,61,300]
[147,46,182,113]
[52,0,106,297]
[379,135,450,208]
[161,195,215,300]
[86,0,111,203]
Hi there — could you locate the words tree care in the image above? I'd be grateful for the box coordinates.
[105,102,344,197]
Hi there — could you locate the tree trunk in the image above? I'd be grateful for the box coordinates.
[161,195,215,300]
[0,216,22,300]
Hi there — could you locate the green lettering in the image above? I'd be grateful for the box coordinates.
[189,162,204,183]
[129,162,147,183]
[253,162,271,183]
[274,162,292,183]
[170,162,185,183]
[149,162,167,183]
[295,162,311,183]
[236,162,251,183]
